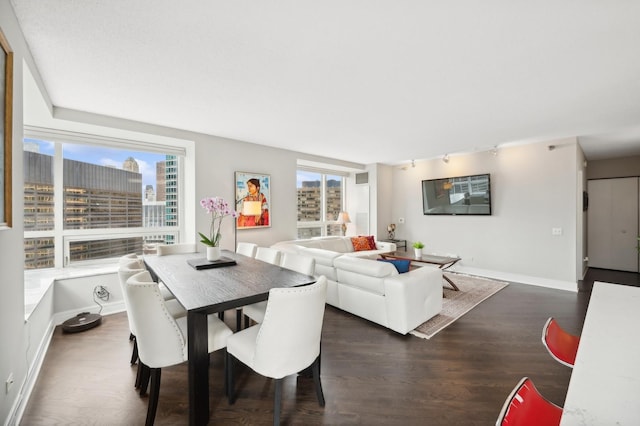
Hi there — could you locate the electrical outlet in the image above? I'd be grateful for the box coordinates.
[6,373,14,394]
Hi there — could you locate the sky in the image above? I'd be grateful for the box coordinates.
[25,138,166,193]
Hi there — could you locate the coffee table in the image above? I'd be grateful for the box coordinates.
[380,251,461,291]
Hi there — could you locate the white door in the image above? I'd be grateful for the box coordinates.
[587,178,639,272]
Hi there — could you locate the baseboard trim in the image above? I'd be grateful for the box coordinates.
[453,266,578,292]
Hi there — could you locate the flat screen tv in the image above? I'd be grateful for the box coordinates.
[421,173,491,215]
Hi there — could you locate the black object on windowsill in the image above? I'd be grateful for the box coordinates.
[187,256,237,270]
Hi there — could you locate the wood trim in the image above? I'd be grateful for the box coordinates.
[0,27,12,228]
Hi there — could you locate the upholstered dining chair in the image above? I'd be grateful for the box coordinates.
[118,258,187,392]
[126,270,233,426]
[156,242,197,256]
[254,246,282,265]
[226,276,327,426]
[236,242,258,258]
[496,377,563,426]
[541,317,580,368]
[119,254,176,301]
[241,247,284,328]
[243,252,315,325]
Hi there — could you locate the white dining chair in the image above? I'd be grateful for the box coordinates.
[156,243,197,256]
[255,247,282,265]
[119,254,176,300]
[241,248,284,327]
[118,258,187,392]
[226,276,327,425]
[243,252,315,325]
[126,270,233,426]
[236,242,258,258]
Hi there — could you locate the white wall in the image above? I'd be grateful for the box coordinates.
[1,2,29,423]
[386,139,580,290]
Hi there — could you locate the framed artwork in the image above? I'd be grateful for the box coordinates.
[0,27,12,229]
[235,171,271,229]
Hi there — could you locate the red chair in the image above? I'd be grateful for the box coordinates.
[496,377,563,426]
[541,317,580,368]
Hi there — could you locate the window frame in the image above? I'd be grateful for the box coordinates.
[296,167,348,238]
[23,127,192,269]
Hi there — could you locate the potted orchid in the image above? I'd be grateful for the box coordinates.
[199,196,237,261]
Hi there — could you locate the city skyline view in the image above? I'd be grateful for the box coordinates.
[24,138,166,194]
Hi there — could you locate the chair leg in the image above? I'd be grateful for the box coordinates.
[135,362,143,389]
[311,355,325,407]
[227,352,235,404]
[236,309,243,331]
[273,378,283,426]
[139,363,150,396]
[146,368,161,426]
[244,314,250,329]
[130,337,138,365]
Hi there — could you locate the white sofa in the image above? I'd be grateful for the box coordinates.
[271,237,443,334]
[271,236,396,306]
[333,256,442,334]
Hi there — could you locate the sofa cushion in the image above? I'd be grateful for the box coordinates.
[351,236,376,251]
[319,237,351,253]
[377,258,411,273]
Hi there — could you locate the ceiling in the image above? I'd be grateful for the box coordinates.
[10,1,640,165]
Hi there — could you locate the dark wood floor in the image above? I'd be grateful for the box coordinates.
[20,269,636,425]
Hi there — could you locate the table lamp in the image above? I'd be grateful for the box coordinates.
[336,211,351,236]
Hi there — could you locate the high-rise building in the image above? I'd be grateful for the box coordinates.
[156,161,166,201]
[123,156,139,173]
[164,155,178,244]
[24,151,144,269]
[144,184,155,201]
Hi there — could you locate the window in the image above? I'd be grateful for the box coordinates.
[296,169,346,238]
[23,130,187,269]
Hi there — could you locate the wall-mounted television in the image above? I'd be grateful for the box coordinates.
[421,173,491,215]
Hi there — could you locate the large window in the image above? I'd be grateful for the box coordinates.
[23,130,185,269]
[296,169,346,238]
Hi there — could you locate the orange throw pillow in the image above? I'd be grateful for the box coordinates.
[351,236,376,251]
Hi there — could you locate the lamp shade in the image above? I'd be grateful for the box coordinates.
[336,211,351,224]
[242,201,262,216]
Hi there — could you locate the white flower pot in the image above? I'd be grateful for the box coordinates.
[206,246,221,261]
[414,248,423,258]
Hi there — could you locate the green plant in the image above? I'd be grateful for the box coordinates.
[412,241,425,249]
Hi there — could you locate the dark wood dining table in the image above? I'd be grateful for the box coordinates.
[144,250,316,425]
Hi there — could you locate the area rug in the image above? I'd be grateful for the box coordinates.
[410,273,509,339]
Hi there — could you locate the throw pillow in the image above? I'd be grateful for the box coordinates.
[377,258,411,273]
[351,236,373,252]
[365,235,376,250]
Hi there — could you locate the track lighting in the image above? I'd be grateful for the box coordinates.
[442,154,450,163]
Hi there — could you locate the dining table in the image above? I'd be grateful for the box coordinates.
[143,250,316,426]
[560,281,640,425]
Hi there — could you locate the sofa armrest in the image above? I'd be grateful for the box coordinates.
[383,267,443,334]
[375,241,396,252]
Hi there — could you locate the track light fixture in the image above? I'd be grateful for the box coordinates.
[411,159,415,168]
[491,146,498,156]
[442,154,450,163]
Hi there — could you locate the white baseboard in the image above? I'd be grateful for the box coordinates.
[453,266,578,293]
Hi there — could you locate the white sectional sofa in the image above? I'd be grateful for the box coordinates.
[271,236,396,306]
[271,236,443,334]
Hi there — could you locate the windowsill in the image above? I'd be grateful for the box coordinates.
[24,264,119,320]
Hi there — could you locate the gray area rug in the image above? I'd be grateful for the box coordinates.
[411,273,509,339]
